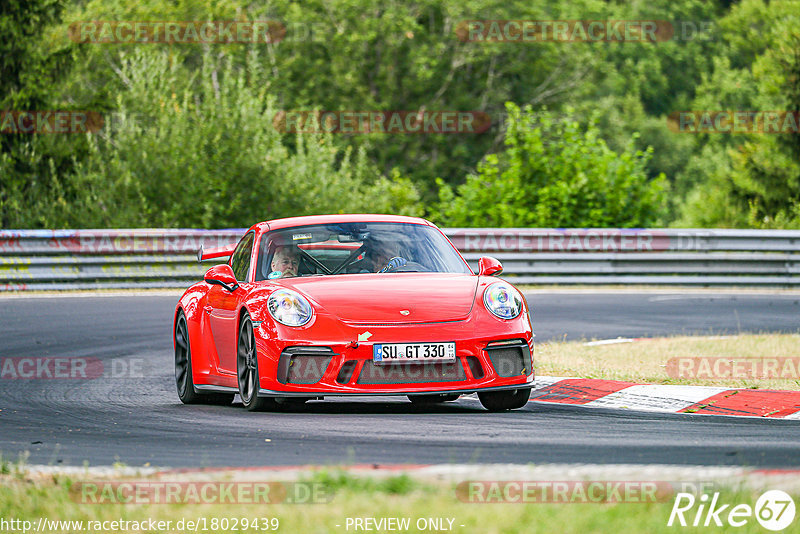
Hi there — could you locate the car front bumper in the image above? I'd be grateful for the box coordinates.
[253,315,534,397]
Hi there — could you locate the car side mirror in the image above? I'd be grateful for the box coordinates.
[204,264,239,292]
[478,256,503,276]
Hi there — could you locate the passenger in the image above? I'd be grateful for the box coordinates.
[269,246,300,279]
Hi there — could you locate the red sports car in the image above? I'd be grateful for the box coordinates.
[174,214,534,411]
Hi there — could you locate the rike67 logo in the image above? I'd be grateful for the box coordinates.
[668,490,796,531]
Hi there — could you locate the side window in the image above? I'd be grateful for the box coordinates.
[230,232,255,282]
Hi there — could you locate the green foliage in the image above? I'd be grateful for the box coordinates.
[0,0,82,228]
[3,0,800,229]
[64,49,420,228]
[677,0,800,228]
[57,0,609,199]
[433,103,668,227]
[0,0,69,110]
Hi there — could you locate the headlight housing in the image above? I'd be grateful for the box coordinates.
[267,289,314,327]
[483,282,523,320]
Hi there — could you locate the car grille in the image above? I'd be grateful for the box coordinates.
[277,347,334,385]
[336,360,357,384]
[356,360,467,385]
[485,341,531,377]
[465,356,485,379]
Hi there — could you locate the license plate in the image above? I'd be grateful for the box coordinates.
[373,342,456,364]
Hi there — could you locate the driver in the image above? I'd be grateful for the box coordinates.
[369,240,407,273]
[269,245,300,279]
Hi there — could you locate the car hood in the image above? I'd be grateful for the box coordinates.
[267,273,479,323]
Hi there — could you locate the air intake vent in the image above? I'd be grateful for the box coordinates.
[357,361,466,385]
[277,347,334,385]
[485,341,531,378]
[336,360,357,384]
[465,356,485,379]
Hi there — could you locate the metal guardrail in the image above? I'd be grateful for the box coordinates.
[0,229,242,291]
[0,228,798,290]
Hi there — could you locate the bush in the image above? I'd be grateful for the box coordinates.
[433,103,668,228]
[51,49,420,228]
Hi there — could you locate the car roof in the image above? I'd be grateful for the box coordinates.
[251,214,434,233]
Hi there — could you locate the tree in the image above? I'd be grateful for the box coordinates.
[677,0,800,228]
[57,0,608,201]
[63,49,420,228]
[0,0,77,228]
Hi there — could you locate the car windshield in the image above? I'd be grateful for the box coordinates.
[254,222,470,280]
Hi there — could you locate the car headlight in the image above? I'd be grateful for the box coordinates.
[483,282,523,320]
[267,289,314,327]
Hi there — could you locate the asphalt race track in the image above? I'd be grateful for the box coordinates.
[1,291,799,468]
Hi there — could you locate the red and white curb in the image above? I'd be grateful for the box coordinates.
[532,377,800,419]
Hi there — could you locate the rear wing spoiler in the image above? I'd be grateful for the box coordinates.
[197,243,237,262]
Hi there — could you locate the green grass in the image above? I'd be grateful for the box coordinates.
[2,468,797,533]
[537,333,800,390]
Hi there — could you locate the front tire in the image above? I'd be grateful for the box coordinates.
[478,388,531,412]
[237,313,276,411]
[175,311,233,405]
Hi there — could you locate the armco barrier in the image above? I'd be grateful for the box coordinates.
[0,228,798,290]
[0,229,242,291]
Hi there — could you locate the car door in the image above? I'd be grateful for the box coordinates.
[206,231,254,374]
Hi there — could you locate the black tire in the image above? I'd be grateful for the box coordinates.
[175,311,233,405]
[478,388,531,412]
[237,313,277,412]
[408,393,460,404]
